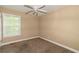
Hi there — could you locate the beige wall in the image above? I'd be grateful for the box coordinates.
[0,7,39,43]
[1,6,79,51]
[40,6,79,50]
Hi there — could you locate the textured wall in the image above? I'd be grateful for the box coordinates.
[0,7,39,43]
[40,6,79,50]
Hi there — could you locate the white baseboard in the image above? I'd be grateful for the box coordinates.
[40,36,79,53]
[0,36,39,47]
[0,36,78,53]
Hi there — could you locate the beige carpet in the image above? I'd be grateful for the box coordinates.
[0,38,73,53]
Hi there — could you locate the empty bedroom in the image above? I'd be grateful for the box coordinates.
[0,5,79,53]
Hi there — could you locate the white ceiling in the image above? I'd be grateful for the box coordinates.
[1,5,64,15]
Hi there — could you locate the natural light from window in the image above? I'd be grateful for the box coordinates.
[3,13,21,37]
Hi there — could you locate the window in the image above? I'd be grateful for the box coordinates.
[0,13,1,41]
[3,13,21,37]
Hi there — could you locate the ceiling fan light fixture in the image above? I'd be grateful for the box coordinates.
[24,5,47,16]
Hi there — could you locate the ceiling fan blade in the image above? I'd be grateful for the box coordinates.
[37,10,47,14]
[25,10,33,14]
[24,5,34,9]
[38,5,46,9]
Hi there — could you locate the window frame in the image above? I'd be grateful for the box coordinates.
[2,13,22,37]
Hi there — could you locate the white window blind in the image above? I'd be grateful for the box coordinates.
[3,13,21,37]
[0,13,1,41]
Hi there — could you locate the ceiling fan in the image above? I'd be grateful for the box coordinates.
[24,5,47,16]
